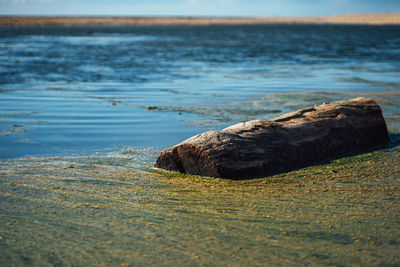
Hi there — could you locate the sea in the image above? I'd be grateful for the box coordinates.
[1,24,400,266]
[1,24,400,160]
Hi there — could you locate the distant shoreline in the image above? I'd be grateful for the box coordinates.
[1,13,400,26]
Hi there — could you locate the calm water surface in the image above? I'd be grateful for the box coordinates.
[1,24,400,266]
[1,25,400,159]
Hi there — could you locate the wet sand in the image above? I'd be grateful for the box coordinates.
[1,13,400,26]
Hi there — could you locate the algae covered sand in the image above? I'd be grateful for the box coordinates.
[1,143,399,266]
[0,90,399,266]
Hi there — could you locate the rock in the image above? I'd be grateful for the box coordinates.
[155,97,389,179]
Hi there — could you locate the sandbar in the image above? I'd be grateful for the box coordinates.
[0,13,399,26]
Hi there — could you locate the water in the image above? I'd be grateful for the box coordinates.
[1,24,400,159]
[1,24,400,266]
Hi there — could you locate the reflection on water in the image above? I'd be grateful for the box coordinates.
[0,25,400,158]
[1,24,400,266]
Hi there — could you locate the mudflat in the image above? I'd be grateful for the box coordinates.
[1,13,400,26]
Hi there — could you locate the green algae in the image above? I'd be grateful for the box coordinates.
[1,145,399,266]
[143,104,283,127]
[1,89,399,265]
[138,90,400,128]
[0,125,31,136]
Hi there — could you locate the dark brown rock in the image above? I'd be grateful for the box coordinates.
[155,97,389,179]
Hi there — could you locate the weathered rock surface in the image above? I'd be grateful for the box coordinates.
[155,97,389,179]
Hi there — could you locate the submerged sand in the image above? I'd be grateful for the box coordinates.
[1,143,399,266]
[1,91,399,266]
[1,13,400,26]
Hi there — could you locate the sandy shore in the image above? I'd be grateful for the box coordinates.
[0,13,399,26]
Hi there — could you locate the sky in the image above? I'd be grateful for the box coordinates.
[0,0,399,17]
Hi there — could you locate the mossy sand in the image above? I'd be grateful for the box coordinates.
[0,143,399,266]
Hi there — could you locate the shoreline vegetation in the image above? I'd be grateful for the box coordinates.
[1,13,400,26]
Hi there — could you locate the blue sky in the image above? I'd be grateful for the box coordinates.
[1,0,399,16]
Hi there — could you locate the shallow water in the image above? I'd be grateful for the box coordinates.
[1,146,399,266]
[1,25,400,266]
[1,25,400,158]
